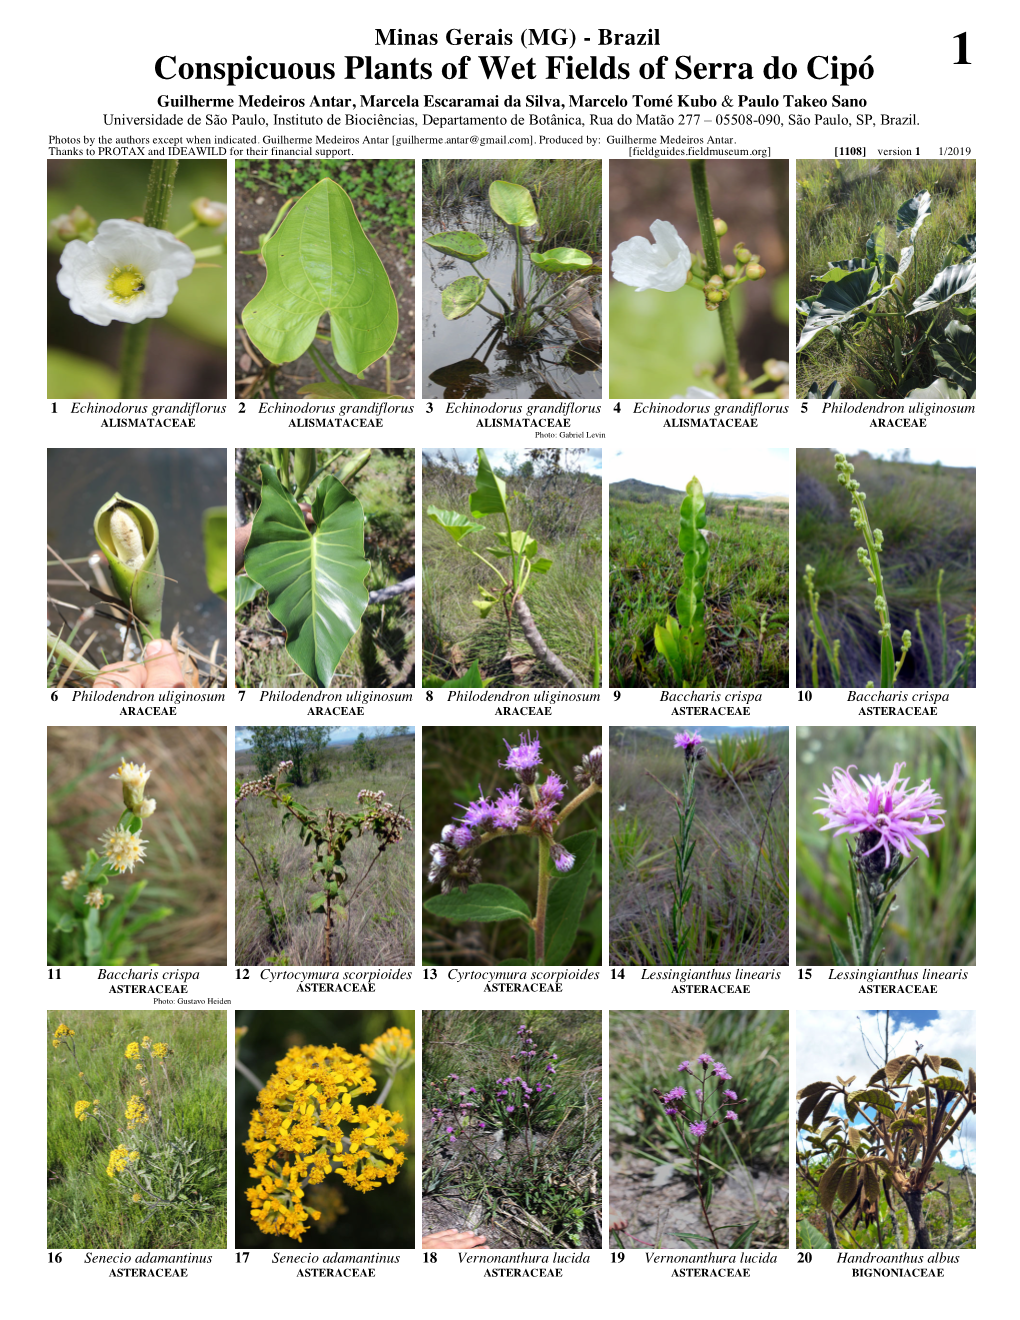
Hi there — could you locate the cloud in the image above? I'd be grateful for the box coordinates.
[609,446,788,498]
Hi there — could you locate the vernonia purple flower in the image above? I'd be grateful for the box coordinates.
[725,1111,738,1121]
[815,762,946,870]
[713,1064,732,1080]
[697,1053,714,1066]
[689,1121,708,1138]
[551,843,575,873]
[501,732,543,782]
[492,787,524,830]
[675,731,704,751]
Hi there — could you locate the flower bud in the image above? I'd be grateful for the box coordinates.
[714,218,728,236]
[745,263,765,280]
[706,290,723,304]
[191,197,227,227]
[734,244,751,263]
[722,264,736,279]
[51,205,98,244]
[763,359,788,382]
[705,274,725,292]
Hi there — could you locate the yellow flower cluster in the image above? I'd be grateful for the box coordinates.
[125,1042,140,1059]
[74,1099,96,1121]
[244,1043,408,1241]
[125,1095,149,1129]
[52,1023,75,1048]
[361,1026,415,1068]
[106,1145,139,1178]
[152,1042,169,1059]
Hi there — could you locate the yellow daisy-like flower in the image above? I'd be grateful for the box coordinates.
[125,1095,148,1129]
[99,825,147,874]
[125,1042,140,1060]
[107,1145,130,1178]
[151,1042,169,1059]
[74,1100,93,1121]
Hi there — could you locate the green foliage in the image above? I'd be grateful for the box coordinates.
[654,477,711,685]
[610,494,788,688]
[248,726,334,787]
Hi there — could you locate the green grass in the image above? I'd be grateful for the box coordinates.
[424,158,602,253]
[796,726,975,966]
[237,158,415,253]
[796,159,976,398]
[609,728,789,966]
[609,1010,789,1248]
[610,495,789,687]
[235,736,415,965]
[236,448,415,689]
[797,449,975,686]
[421,727,602,966]
[422,1010,601,1248]
[423,459,601,688]
[47,1010,227,1249]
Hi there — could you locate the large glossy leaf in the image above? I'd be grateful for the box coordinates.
[910,262,977,315]
[441,275,489,320]
[424,883,531,924]
[796,267,884,352]
[953,233,977,257]
[469,448,509,520]
[244,463,369,686]
[931,320,975,394]
[424,231,488,263]
[530,247,592,274]
[896,191,932,241]
[544,829,598,966]
[489,180,538,228]
[241,178,398,374]
[426,506,482,543]
[820,256,896,283]
[234,574,264,611]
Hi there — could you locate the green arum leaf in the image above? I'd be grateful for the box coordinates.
[492,528,538,559]
[244,463,369,686]
[470,448,510,520]
[818,256,897,283]
[234,574,263,611]
[474,597,497,619]
[909,262,978,315]
[423,659,490,688]
[796,267,885,352]
[530,247,592,274]
[847,375,880,399]
[931,320,976,394]
[424,231,489,263]
[530,557,553,574]
[441,276,489,320]
[953,233,977,257]
[424,883,531,924]
[488,180,539,228]
[544,829,598,966]
[906,377,970,399]
[203,507,229,600]
[896,190,932,241]
[242,178,398,373]
[426,506,482,544]
[807,381,841,400]
[864,225,888,272]
[299,380,400,400]
[94,493,164,642]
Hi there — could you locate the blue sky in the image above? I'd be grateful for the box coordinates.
[235,726,402,751]
[609,446,788,499]
[424,447,602,475]
[797,1009,977,1170]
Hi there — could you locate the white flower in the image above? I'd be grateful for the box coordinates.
[57,218,195,326]
[611,220,692,293]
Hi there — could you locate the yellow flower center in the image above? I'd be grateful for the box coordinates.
[107,264,147,304]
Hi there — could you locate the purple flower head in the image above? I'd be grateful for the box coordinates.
[675,731,704,751]
[678,1061,694,1075]
[551,843,575,873]
[506,1105,515,1113]
[528,799,559,833]
[538,773,566,806]
[477,1121,486,1129]
[501,732,543,784]
[662,1085,687,1104]
[725,1111,738,1122]
[723,1089,738,1102]
[814,763,946,872]
[689,1121,708,1138]
[458,790,496,831]
[697,1054,714,1067]
[696,1089,704,1100]
[452,824,475,850]
[713,1063,732,1081]
[441,824,457,844]
[546,1064,556,1073]
[445,1126,454,1134]
[492,786,524,830]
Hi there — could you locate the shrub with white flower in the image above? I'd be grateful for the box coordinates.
[57,219,195,326]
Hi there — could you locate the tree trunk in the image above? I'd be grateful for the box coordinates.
[513,595,583,687]
[902,1190,932,1248]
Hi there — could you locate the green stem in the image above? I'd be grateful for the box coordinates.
[118,160,180,400]
[689,160,741,399]
[46,629,101,682]
[307,341,342,383]
[534,833,552,965]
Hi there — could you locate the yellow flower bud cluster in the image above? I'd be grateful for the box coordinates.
[360,1026,415,1070]
[244,1044,408,1241]
[125,1095,149,1129]
[52,1023,76,1048]
[106,1145,140,1178]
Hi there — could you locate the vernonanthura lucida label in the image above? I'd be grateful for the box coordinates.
[94,493,164,643]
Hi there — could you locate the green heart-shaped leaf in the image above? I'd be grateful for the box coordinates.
[425,231,489,263]
[241,178,398,374]
[909,262,978,315]
[488,180,538,228]
[426,506,482,543]
[244,463,369,686]
[469,448,509,520]
[530,247,592,274]
[441,276,489,320]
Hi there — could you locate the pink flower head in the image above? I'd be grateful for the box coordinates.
[492,786,524,830]
[538,773,566,805]
[725,1111,738,1122]
[723,1089,738,1101]
[678,1061,694,1074]
[713,1063,732,1080]
[551,843,575,873]
[689,1121,708,1138]
[815,762,946,869]
[697,1054,714,1067]
[501,732,543,782]
[675,731,704,751]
